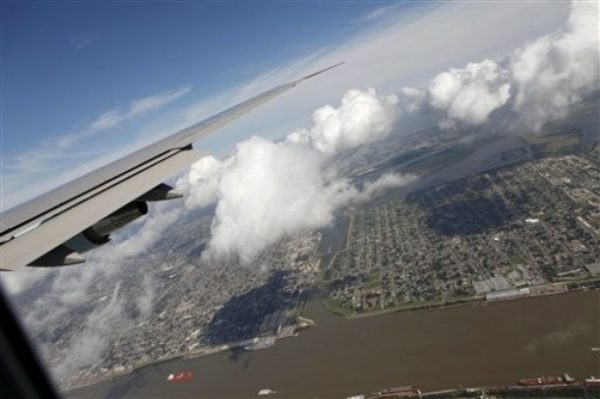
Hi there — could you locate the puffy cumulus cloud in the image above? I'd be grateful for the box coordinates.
[205,137,334,262]
[176,155,223,209]
[426,60,511,125]
[293,88,400,155]
[175,88,415,263]
[510,0,599,131]
[400,1,599,131]
[204,140,414,262]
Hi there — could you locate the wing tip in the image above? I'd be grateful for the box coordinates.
[297,61,345,83]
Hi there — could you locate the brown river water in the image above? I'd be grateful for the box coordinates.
[71,290,599,399]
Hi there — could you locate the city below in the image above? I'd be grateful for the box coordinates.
[323,154,600,316]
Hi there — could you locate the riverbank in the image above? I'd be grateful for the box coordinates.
[64,311,316,392]
[69,282,597,391]
[65,278,597,393]
[321,278,600,319]
[359,382,600,399]
[69,290,598,398]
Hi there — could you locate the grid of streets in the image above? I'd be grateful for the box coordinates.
[324,155,600,312]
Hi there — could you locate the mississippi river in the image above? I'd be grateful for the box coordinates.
[71,290,599,398]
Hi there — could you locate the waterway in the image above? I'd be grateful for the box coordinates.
[71,290,599,399]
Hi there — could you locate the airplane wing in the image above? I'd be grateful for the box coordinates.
[0,62,343,271]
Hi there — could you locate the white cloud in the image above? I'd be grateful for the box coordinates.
[53,282,127,380]
[1,220,160,385]
[57,87,191,148]
[178,88,414,263]
[355,3,408,23]
[204,138,414,262]
[176,1,568,155]
[357,172,417,201]
[426,60,511,125]
[510,0,600,131]
[109,205,181,259]
[176,155,223,209]
[297,88,400,155]
[136,276,155,317]
[205,137,333,262]
[0,267,49,295]
[68,34,99,50]
[398,1,599,131]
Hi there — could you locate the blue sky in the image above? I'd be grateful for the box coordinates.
[3,2,390,154]
[1,1,569,209]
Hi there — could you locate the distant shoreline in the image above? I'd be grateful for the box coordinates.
[367,382,598,399]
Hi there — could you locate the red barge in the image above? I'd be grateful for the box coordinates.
[167,371,193,383]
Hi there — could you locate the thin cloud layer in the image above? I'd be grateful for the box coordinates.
[109,206,182,259]
[54,283,125,379]
[3,87,191,198]
[58,87,191,148]
[3,237,158,384]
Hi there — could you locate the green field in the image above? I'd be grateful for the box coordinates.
[321,297,354,317]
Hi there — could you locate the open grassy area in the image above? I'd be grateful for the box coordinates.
[362,274,381,289]
[321,297,355,317]
[508,253,526,265]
